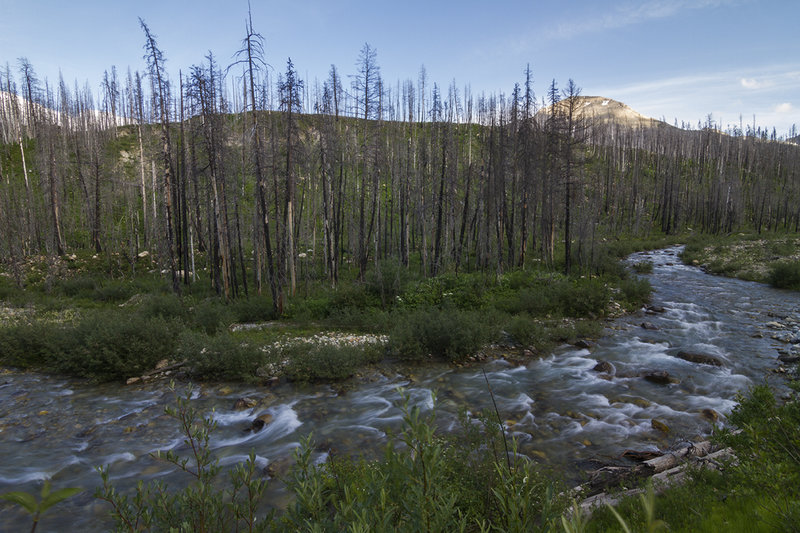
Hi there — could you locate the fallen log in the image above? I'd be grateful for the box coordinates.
[574,443,735,517]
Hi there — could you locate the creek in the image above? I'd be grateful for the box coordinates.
[1,246,798,530]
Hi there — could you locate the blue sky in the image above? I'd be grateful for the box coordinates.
[1,0,798,135]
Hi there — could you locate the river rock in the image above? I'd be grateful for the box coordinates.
[701,408,719,422]
[250,413,274,432]
[778,354,800,364]
[641,322,659,331]
[234,397,258,410]
[621,449,662,462]
[645,305,666,314]
[651,419,670,433]
[574,339,593,350]
[643,370,678,385]
[675,351,724,367]
[592,361,614,374]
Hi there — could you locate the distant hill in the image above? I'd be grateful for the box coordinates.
[536,95,679,136]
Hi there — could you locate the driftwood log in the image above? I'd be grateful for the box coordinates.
[572,439,736,516]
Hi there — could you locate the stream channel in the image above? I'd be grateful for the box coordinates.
[1,246,799,530]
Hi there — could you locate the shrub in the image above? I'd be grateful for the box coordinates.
[767,261,800,290]
[281,342,384,382]
[136,293,187,321]
[561,278,610,317]
[632,260,654,274]
[96,386,272,531]
[190,300,234,334]
[92,280,135,303]
[506,313,546,347]
[618,277,652,308]
[390,306,497,362]
[54,276,97,298]
[178,331,266,382]
[283,395,566,531]
[229,296,277,323]
[64,312,181,380]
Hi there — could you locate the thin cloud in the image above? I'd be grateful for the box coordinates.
[544,0,740,41]
[775,102,793,113]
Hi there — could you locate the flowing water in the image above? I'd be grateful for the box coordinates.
[1,247,798,530]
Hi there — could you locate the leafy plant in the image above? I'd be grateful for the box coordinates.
[95,385,273,531]
[767,261,800,290]
[1,480,81,533]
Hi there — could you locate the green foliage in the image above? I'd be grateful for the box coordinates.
[283,394,565,531]
[66,311,182,379]
[189,299,234,334]
[0,310,181,381]
[177,331,266,382]
[587,384,800,533]
[229,295,278,323]
[389,306,498,362]
[397,271,489,311]
[281,342,384,382]
[96,385,273,531]
[631,261,654,274]
[137,293,188,321]
[496,277,611,319]
[617,277,652,308]
[767,261,800,290]
[1,480,82,533]
[53,275,97,298]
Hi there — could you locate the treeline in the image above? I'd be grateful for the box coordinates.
[1,18,799,311]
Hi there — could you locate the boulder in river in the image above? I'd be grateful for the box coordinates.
[574,339,593,350]
[234,397,258,410]
[641,322,659,331]
[592,361,614,374]
[250,413,274,432]
[701,408,719,422]
[778,353,800,364]
[675,351,724,367]
[643,370,678,385]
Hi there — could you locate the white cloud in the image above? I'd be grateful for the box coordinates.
[740,77,769,89]
[775,102,793,113]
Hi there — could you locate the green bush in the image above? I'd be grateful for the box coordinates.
[632,260,654,274]
[97,386,272,531]
[283,396,565,531]
[281,342,384,382]
[54,275,97,298]
[390,306,497,362]
[92,280,135,303]
[229,296,277,323]
[178,331,265,382]
[618,277,652,308]
[399,272,488,311]
[562,278,610,317]
[0,311,180,381]
[64,312,181,380]
[137,293,187,321]
[190,300,234,334]
[506,313,546,347]
[767,261,800,290]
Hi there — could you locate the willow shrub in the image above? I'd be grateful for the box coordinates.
[389,306,499,362]
[767,261,800,290]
